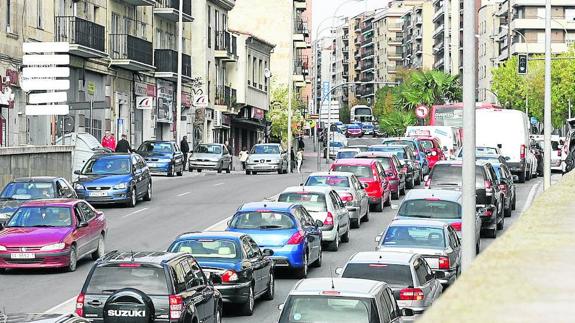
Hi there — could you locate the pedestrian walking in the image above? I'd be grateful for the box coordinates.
[296,148,303,173]
[290,148,296,173]
[298,136,305,151]
[239,146,249,170]
[101,131,116,151]
[115,134,132,153]
[180,136,190,169]
[225,140,234,170]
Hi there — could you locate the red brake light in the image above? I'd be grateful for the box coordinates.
[221,270,239,283]
[450,222,462,231]
[368,264,387,267]
[75,293,85,317]
[321,290,341,295]
[287,230,305,245]
[399,288,425,301]
[339,192,354,202]
[169,295,183,319]
[520,144,526,159]
[484,209,493,217]
[425,197,440,201]
[438,256,450,269]
[324,212,334,226]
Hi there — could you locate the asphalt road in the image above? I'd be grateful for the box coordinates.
[0,136,550,321]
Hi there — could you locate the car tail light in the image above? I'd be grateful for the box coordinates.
[484,209,493,217]
[438,256,450,270]
[287,230,305,245]
[450,222,462,232]
[324,212,334,226]
[520,144,526,159]
[221,270,239,283]
[431,150,438,156]
[169,295,184,320]
[484,180,493,193]
[339,192,354,203]
[75,293,85,317]
[399,288,425,301]
[558,150,562,157]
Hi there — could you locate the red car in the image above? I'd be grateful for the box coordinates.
[0,199,107,272]
[345,124,363,138]
[355,152,406,200]
[413,136,445,169]
[330,158,391,212]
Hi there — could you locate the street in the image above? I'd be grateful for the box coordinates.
[0,138,548,322]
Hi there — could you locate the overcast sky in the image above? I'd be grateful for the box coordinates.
[312,0,389,39]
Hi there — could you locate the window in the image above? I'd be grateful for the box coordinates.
[247,238,262,258]
[252,57,257,87]
[378,292,392,323]
[79,202,96,221]
[414,262,429,284]
[37,0,43,28]
[6,0,12,33]
[208,6,211,48]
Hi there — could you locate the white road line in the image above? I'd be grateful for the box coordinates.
[214,182,224,186]
[121,207,148,218]
[45,296,77,314]
[177,191,191,197]
[521,181,541,214]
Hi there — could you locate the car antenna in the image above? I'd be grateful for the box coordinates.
[330,265,335,289]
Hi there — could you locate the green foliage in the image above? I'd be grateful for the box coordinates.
[339,104,351,124]
[378,109,417,136]
[267,82,304,146]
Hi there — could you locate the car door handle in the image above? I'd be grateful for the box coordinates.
[88,300,102,306]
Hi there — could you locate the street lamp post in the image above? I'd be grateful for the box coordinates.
[544,0,552,190]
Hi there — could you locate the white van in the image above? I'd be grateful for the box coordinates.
[476,109,534,182]
[56,132,110,179]
[405,126,461,158]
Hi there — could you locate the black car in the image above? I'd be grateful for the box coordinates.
[368,145,420,188]
[136,141,185,177]
[76,251,222,323]
[491,162,517,218]
[0,177,77,224]
[427,161,505,239]
[168,231,274,315]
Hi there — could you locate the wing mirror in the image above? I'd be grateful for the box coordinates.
[362,183,368,189]
[262,249,274,257]
[315,219,324,227]
[73,170,81,175]
[375,233,383,243]
[335,267,343,276]
[78,221,88,228]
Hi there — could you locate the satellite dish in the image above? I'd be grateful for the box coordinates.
[264,68,272,79]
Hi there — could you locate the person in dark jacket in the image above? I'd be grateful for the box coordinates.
[115,134,132,153]
[180,136,190,170]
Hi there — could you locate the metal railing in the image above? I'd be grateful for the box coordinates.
[215,31,237,56]
[361,22,373,33]
[294,55,310,75]
[294,15,309,35]
[215,85,236,107]
[109,34,153,66]
[154,49,191,77]
[156,0,192,16]
[362,48,374,57]
[55,16,105,52]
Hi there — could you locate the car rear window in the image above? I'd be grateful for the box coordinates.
[342,263,413,286]
[251,145,280,154]
[169,239,239,259]
[383,140,416,151]
[367,147,406,159]
[382,226,446,249]
[332,165,374,179]
[305,175,350,188]
[195,144,222,154]
[137,142,174,153]
[86,266,169,295]
[398,199,460,219]
[229,211,295,229]
[278,192,327,212]
[0,182,55,200]
[430,164,484,186]
[418,139,435,150]
[337,151,359,159]
[279,295,378,323]
[82,157,131,175]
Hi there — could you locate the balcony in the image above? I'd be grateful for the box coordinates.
[215,85,237,108]
[433,6,444,22]
[361,60,374,71]
[433,40,444,53]
[361,48,374,59]
[294,0,307,10]
[154,49,192,82]
[215,31,238,62]
[293,55,309,86]
[361,35,374,47]
[415,16,423,26]
[361,22,373,34]
[388,37,402,45]
[154,0,193,22]
[389,23,402,32]
[209,0,236,11]
[109,34,154,71]
[433,24,444,38]
[55,16,106,58]
[294,16,309,47]
[389,49,403,60]
[360,73,374,82]
[120,0,155,5]
[343,58,349,65]
[354,21,361,32]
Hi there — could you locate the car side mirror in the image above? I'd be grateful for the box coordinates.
[335,267,343,275]
[497,144,503,149]
[505,156,510,161]
[401,308,414,317]
[73,170,81,175]
[315,219,324,227]
[278,304,284,311]
[78,221,88,228]
[434,271,446,279]
[0,223,4,230]
[262,249,274,257]
[299,183,304,186]
[375,233,383,243]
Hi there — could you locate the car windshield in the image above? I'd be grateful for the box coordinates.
[382,225,446,249]
[195,144,222,154]
[458,147,498,157]
[332,165,373,179]
[398,199,461,219]
[229,211,295,229]
[279,295,378,323]
[0,182,55,200]
[348,124,360,129]
[330,142,345,148]
[368,147,406,159]
[356,156,391,169]
[81,157,131,175]
[6,207,72,227]
[430,165,484,186]
[383,140,416,151]
[251,145,281,154]
[342,263,413,286]
[337,151,358,159]
[137,142,174,153]
[86,266,169,295]
[278,192,328,212]
[305,175,350,188]
[418,140,435,150]
[170,239,238,259]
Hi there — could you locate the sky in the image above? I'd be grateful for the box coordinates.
[312,0,389,39]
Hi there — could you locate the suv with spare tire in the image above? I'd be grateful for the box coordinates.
[75,251,223,323]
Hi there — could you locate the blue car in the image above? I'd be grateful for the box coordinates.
[382,137,430,175]
[361,123,375,136]
[73,153,152,207]
[136,140,185,177]
[226,202,323,278]
[167,231,275,315]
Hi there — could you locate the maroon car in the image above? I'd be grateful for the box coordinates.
[345,124,364,138]
[355,152,407,200]
[0,199,106,272]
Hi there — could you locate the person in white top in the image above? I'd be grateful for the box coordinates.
[239,146,249,170]
[296,148,304,173]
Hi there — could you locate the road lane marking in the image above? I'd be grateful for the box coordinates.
[121,207,148,218]
[214,182,224,186]
[177,191,191,197]
[521,181,541,214]
[45,296,77,314]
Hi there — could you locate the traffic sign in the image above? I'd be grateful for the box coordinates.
[530,116,538,125]
[415,105,429,119]
[87,81,96,96]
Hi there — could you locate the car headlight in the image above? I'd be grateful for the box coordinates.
[0,245,6,251]
[74,183,85,190]
[40,243,66,251]
[113,183,128,190]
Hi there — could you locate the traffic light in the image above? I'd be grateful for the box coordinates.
[518,54,528,75]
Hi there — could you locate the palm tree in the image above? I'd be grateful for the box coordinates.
[395,70,462,111]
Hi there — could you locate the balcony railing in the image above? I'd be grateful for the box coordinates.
[55,16,105,52]
[215,31,237,56]
[360,73,374,82]
[294,16,309,35]
[215,85,236,107]
[361,22,373,33]
[294,55,310,75]
[361,60,374,70]
[156,0,192,17]
[154,49,191,77]
[109,34,153,66]
[362,48,374,57]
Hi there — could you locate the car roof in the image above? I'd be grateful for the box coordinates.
[291,278,385,297]
[254,143,281,146]
[237,202,295,212]
[142,140,174,143]
[92,153,132,158]
[369,144,406,150]
[12,177,59,183]
[281,186,333,194]
[20,199,80,207]
[176,231,244,241]
[308,171,355,178]
[404,189,462,203]
[383,137,416,142]
[434,160,462,166]
[389,218,449,228]
[100,251,185,265]
[337,148,361,152]
[355,152,394,158]
[348,251,417,265]
[332,158,376,166]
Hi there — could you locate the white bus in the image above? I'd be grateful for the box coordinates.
[350,105,373,123]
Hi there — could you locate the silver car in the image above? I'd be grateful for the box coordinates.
[188,143,232,173]
[376,219,462,287]
[338,251,443,316]
[303,171,369,229]
[245,143,288,175]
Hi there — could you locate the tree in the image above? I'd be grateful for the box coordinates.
[373,86,395,120]
[394,70,462,111]
[378,109,417,136]
[339,104,351,124]
[267,83,304,146]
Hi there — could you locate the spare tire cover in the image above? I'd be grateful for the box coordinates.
[103,288,155,323]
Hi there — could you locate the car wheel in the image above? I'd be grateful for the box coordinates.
[392,190,399,200]
[67,245,78,272]
[215,306,222,323]
[126,189,137,208]
[504,205,512,217]
[246,170,251,175]
[517,171,526,183]
[296,253,309,278]
[407,177,415,189]
[400,184,406,196]
[312,246,322,267]
[252,171,258,175]
[168,165,175,177]
[341,227,350,243]
[241,285,255,316]
[263,271,275,300]
[189,167,194,172]
[362,208,370,222]
[512,196,516,210]
[373,199,383,212]
[217,163,223,174]
[91,234,105,260]
[497,213,505,230]
[327,232,340,251]
[476,240,481,255]
[226,162,231,173]
[143,182,152,201]
[351,218,361,229]
[278,167,283,175]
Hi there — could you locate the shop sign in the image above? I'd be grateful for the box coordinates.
[156,80,174,123]
[251,108,265,120]
[136,96,154,110]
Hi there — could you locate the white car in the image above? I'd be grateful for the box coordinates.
[278,186,351,251]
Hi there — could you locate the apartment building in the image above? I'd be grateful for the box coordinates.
[330,19,351,108]
[402,2,435,70]
[374,8,406,87]
[478,0,498,103]
[312,39,333,114]
[432,0,462,74]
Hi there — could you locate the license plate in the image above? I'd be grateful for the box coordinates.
[11,253,35,259]
[89,192,107,197]
[148,162,157,167]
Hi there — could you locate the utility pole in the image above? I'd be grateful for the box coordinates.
[287,5,294,172]
[543,0,552,190]
[175,0,183,143]
[461,0,476,271]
